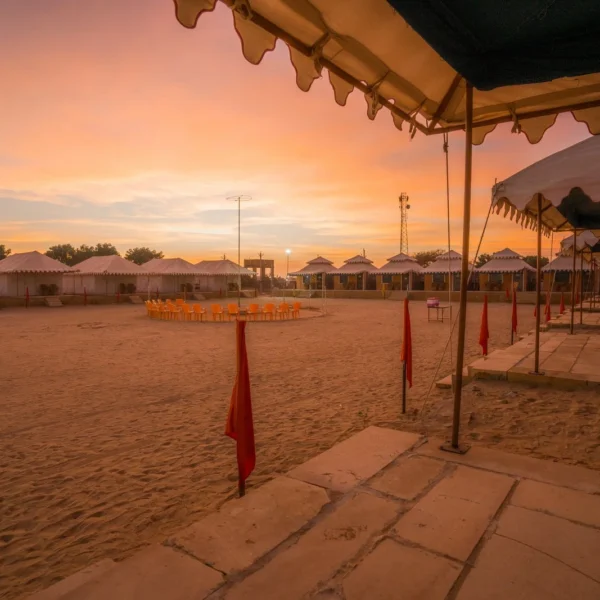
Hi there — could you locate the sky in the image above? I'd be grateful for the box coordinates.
[0,0,592,274]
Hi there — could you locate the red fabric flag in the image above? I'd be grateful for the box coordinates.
[559,292,565,314]
[225,320,256,487]
[479,295,489,356]
[400,298,413,388]
[83,287,87,306]
[511,290,517,334]
[25,286,30,309]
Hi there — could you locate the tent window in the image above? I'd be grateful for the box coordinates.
[555,271,570,283]
[489,273,503,283]
[382,274,392,284]
[433,273,444,284]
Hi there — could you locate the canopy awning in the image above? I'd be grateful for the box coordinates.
[543,254,592,272]
[195,259,256,276]
[378,252,422,275]
[477,248,535,274]
[492,136,600,235]
[174,0,600,145]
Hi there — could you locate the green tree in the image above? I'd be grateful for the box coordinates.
[474,253,492,268]
[413,249,444,267]
[93,242,120,256]
[124,247,164,265]
[523,255,549,269]
[46,244,77,265]
[0,244,11,260]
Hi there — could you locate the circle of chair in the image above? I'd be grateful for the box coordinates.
[145,299,301,322]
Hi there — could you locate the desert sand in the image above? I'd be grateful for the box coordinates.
[1,299,599,599]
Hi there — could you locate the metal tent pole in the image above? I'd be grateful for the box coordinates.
[580,250,584,325]
[447,82,473,453]
[533,194,542,374]
[570,229,577,334]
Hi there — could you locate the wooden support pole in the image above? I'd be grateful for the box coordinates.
[534,194,542,374]
[570,229,577,334]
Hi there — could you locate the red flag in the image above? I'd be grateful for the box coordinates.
[25,286,30,309]
[479,295,489,356]
[83,287,87,306]
[511,290,517,334]
[400,298,412,388]
[226,320,256,490]
[559,292,565,314]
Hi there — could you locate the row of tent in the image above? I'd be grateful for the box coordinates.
[0,252,256,296]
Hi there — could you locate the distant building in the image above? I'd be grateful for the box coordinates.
[289,256,337,291]
[138,258,199,295]
[0,251,72,296]
[332,255,379,291]
[421,250,475,291]
[477,248,535,293]
[63,255,145,295]
[377,253,423,291]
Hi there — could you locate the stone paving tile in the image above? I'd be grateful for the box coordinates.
[456,534,600,600]
[497,505,600,581]
[224,492,398,600]
[62,545,223,600]
[342,539,461,600]
[394,466,513,561]
[511,480,600,528]
[368,456,444,500]
[28,560,116,600]
[415,440,600,494]
[287,426,421,492]
[169,476,329,573]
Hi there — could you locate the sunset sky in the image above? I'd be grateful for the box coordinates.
[1,0,592,273]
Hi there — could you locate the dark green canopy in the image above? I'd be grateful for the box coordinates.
[387,0,600,90]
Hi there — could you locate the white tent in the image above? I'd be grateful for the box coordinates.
[195,259,256,292]
[333,255,378,290]
[542,254,592,273]
[289,256,336,290]
[63,255,146,295]
[378,252,422,290]
[421,250,474,292]
[138,258,200,295]
[0,251,73,296]
[477,248,534,293]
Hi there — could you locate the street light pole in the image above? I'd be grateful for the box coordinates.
[227,194,252,307]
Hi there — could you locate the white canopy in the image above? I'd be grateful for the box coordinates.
[492,136,600,234]
[477,248,535,274]
[560,230,600,252]
[378,252,423,275]
[334,254,378,275]
[542,254,592,272]
[289,256,336,276]
[0,251,73,274]
[421,250,473,274]
[174,0,600,146]
[70,255,145,275]
[195,259,255,276]
[141,257,200,276]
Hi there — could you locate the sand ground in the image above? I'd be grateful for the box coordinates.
[1,299,599,599]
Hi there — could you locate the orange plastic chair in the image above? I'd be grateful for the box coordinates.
[181,304,193,321]
[277,302,290,320]
[227,304,240,321]
[211,304,224,321]
[262,303,275,321]
[168,304,181,321]
[248,303,261,321]
[292,301,301,319]
[192,304,206,322]
[159,304,169,320]
[175,298,184,306]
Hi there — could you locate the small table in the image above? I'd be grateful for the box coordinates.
[428,305,452,322]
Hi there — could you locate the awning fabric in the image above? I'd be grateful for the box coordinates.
[0,251,73,274]
[289,256,337,276]
[492,136,600,234]
[476,248,535,274]
[542,253,592,272]
[333,255,378,275]
[174,0,600,145]
[195,259,256,276]
[378,252,423,275]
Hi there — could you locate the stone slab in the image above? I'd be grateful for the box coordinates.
[342,538,461,600]
[369,456,444,500]
[169,476,329,573]
[62,545,223,600]
[511,479,600,528]
[394,466,513,561]
[224,492,399,600]
[416,439,600,494]
[287,426,421,492]
[456,534,600,600]
[497,505,600,581]
[27,560,116,600]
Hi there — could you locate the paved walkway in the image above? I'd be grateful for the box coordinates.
[468,330,600,388]
[548,310,600,329]
[30,427,600,599]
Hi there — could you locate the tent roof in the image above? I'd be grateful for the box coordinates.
[0,251,73,274]
[421,251,474,273]
[492,136,600,234]
[386,252,418,263]
[69,255,145,275]
[306,255,334,265]
[174,0,600,145]
[334,255,378,274]
[141,257,199,275]
[195,259,255,276]
[543,253,592,272]
[560,230,600,251]
[378,261,422,275]
[477,256,535,274]
[343,254,374,265]
[490,248,521,259]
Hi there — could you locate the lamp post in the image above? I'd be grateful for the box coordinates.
[285,249,291,299]
[227,194,252,307]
